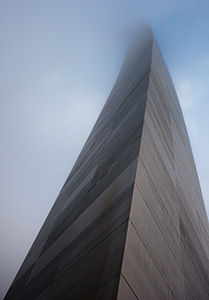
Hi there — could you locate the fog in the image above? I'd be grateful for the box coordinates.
[0,1,208,299]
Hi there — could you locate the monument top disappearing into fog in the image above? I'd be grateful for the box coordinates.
[4,28,209,300]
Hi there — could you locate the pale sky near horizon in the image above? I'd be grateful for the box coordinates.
[0,1,209,299]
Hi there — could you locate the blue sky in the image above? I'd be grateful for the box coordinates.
[0,1,209,298]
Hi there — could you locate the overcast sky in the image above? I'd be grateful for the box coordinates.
[0,1,209,299]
